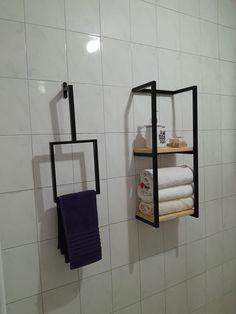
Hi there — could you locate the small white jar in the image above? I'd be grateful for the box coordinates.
[145,124,166,148]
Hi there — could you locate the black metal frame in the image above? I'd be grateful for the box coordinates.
[132,81,198,228]
[50,82,100,202]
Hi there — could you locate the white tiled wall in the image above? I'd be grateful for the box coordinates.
[1,0,236,313]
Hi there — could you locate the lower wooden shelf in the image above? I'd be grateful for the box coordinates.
[136,208,194,223]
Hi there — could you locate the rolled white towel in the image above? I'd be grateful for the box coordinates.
[140,166,193,190]
[137,184,193,203]
[138,197,193,216]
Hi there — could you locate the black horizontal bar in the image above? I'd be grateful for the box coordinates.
[132,81,155,93]
[174,86,196,94]
[51,139,97,146]
[133,88,174,95]
[136,215,155,227]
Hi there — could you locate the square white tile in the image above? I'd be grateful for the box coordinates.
[219,26,236,62]
[0,135,34,193]
[156,0,179,10]
[165,245,187,288]
[186,238,206,278]
[80,272,112,314]
[222,163,236,197]
[26,24,67,81]
[165,282,188,314]
[106,133,135,178]
[140,253,165,298]
[29,80,70,135]
[138,220,164,259]
[201,57,220,94]
[179,0,200,16]
[3,243,41,303]
[130,0,157,46]
[0,190,37,249]
[25,0,65,28]
[157,7,180,51]
[200,0,218,23]
[114,303,141,314]
[204,165,222,201]
[0,0,24,21]
[221,96,236,129]
[187,273,206,312]
[206,266,223,302]
[100,0,130,40]
[220,61,236,96]
[43,282,81,314]
[200,20,218,58]
[7,295,43,314]
[67,32,102,84]
[104,86,133,132]
[222,130,236,163]
[223,227,236,262]
[222,195,236,230]
[108,176,136,224]
[65,0,100,35]
[102,38,132,87]
[158,48,182,90]
[0,20,27,78]
[132,43,158,86]
[203,130,221,166]
[110,220,139,268]
[141,292,165,314]
[206,233,223,269]
[0,78,30,135]
[218,0,236,29]
[73,84,104,134]
[112,263,140,311]
[180,15,200,55]
[39,239,78,291]
[223,258,236,294]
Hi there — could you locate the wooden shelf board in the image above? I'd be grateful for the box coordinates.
[134,146,193,154]
[136,208,194,223]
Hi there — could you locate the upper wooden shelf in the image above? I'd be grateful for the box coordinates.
[133,146,193,155]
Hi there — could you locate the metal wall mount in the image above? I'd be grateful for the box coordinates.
[49,82,100,202]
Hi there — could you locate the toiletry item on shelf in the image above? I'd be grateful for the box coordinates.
[167,136,187,148]
[145,124,166,148]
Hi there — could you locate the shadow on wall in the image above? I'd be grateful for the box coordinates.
[33,85,85,308]
[124,89,184,272]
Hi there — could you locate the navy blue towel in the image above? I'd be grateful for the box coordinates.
[57,190,102,269]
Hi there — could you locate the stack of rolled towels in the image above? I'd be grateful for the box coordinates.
[137,166,194,216]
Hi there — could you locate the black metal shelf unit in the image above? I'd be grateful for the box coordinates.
[49,82,100,202]
[132,81,199,228]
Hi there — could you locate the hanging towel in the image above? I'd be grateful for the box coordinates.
[137,184,193,203]
[139,197,194,216]
[140,166,193,190]
[57,190,102,269]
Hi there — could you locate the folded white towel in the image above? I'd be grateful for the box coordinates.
[141,166,193,190]
[137,184,193,203]
[139,197,193,216]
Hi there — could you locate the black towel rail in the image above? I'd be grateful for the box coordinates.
[49,82,100,202]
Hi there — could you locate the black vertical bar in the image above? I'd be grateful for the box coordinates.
[93,140,100,194]
[151,81,159,227]
[192,86,199,217]
[68,85,77,141]
[50,143,58,202]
